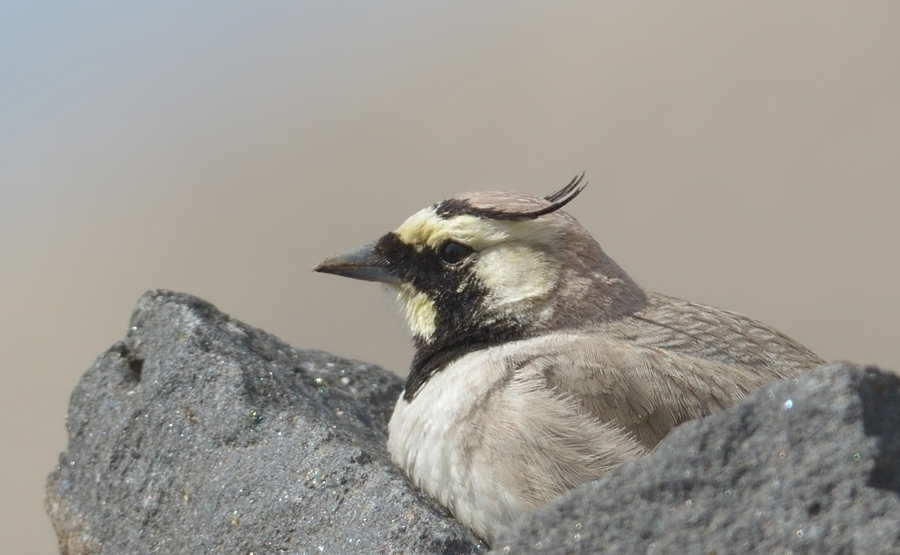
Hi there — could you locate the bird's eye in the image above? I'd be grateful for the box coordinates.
[439,241,474,265]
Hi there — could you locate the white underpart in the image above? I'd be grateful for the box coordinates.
[387,333,616,545]
[387,342,519,543]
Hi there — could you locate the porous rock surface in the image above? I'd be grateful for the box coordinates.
[46,290,487,554]
[47,290,900,555]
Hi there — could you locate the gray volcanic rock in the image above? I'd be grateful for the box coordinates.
[492,363,900,555]
[46,290,486,555]
[47,290,900,555]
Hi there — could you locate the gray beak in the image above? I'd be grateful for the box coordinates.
[313,242,401,285]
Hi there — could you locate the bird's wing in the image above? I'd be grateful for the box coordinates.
[532,294,823,448]
[616,293,823,372]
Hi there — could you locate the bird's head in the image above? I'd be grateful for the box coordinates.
[314,175,645,397]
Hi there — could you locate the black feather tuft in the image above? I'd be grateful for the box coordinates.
[543,173,587,204]
[434,174,588,222]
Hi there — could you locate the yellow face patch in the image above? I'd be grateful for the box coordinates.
[475,245,558,309]
[395,207,563,252]
[394,208,442,249]
[394,283,438,341]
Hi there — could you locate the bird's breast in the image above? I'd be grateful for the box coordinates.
[386,344,532,543]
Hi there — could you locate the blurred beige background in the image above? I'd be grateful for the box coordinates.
[2,1,898,552]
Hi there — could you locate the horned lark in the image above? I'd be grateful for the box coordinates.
[314,175,823,545]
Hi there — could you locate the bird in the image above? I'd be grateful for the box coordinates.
[313,174,823,545]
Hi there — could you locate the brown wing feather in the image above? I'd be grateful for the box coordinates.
[538,293,823,448]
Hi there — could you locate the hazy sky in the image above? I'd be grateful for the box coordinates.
[1,1,529,234]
